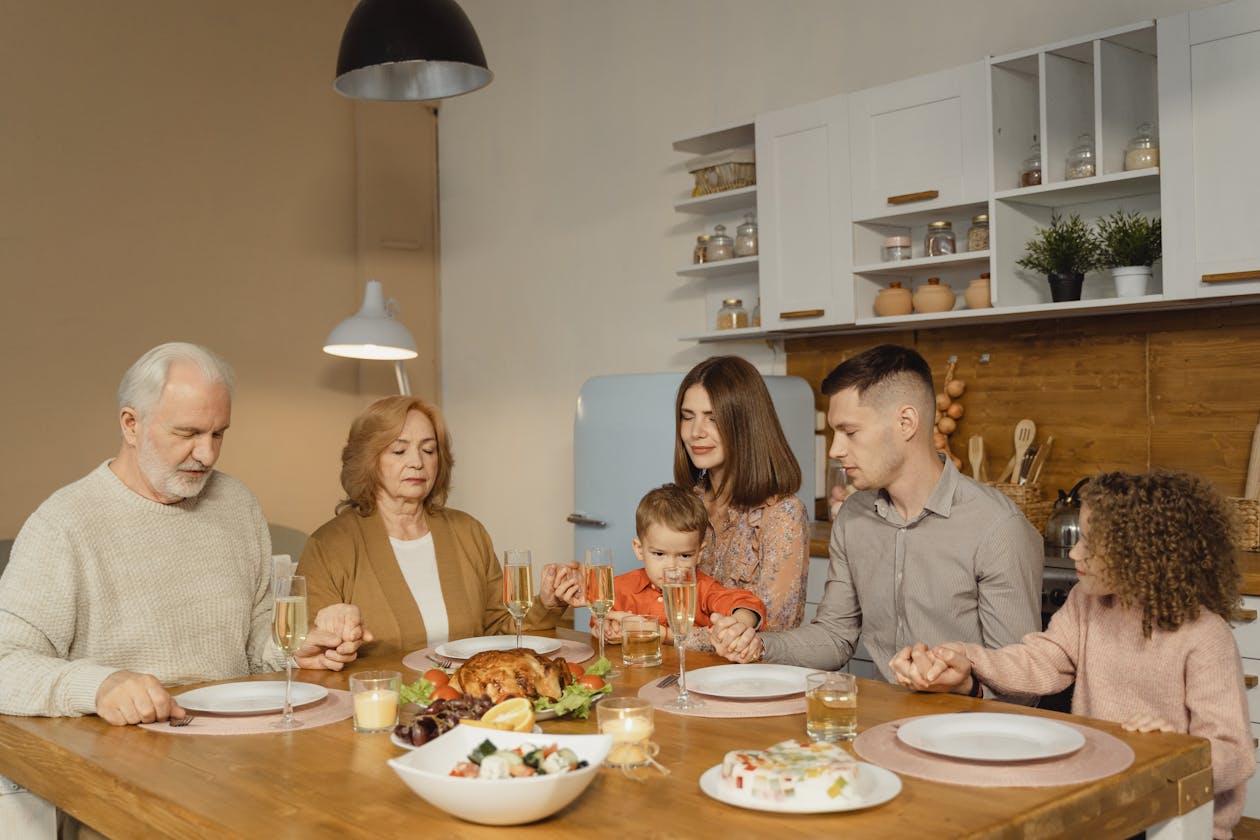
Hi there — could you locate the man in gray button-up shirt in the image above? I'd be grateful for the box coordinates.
[712,345,1042,701]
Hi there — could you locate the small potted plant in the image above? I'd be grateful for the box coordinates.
[1016,212,1100,302]
[1095,209,1161,297]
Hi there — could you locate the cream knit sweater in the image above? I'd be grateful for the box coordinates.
[966,587,1255,839]
[0,462,284,718]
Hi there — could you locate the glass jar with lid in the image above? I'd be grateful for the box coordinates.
[925,221,956,257]
[1020,135,1042,187]
[1065,133,1096,180]
[734,213,759,257]
[693,234,710,264]
[966,214,989,252]
[1124,122,1159,171]
[882,236,912,261]
[705,224,734,261]
[716,298,749,330]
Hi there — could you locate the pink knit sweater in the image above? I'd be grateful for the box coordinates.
[965,587,1254,839]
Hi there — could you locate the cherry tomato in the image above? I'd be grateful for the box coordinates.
[423,668,450,688]
[567,662,584,678]
[577,674,606,691]
[432,685,461,701]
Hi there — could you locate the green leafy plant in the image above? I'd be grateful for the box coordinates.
[1015,212,1100,276]
[1095,209,1162,268]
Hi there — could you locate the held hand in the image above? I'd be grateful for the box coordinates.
[710,612,762,663]
[314,603,373,648]
[889,642,971,693]
[95,670,185,726]
[295,626,370,671]
[541,561,583,608]
[1122,714,1176,733]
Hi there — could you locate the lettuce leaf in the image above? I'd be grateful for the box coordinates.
[585,656,612,678]
[399,676,435,706]
[533,682,612,719]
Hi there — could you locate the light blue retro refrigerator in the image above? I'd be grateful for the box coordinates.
[569,372,816,629]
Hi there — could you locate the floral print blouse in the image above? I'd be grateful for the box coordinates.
[697,492,810,633]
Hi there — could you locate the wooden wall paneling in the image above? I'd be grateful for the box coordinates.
[785,303,1260,506]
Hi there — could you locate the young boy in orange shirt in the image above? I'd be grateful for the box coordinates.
[559,483,765,648]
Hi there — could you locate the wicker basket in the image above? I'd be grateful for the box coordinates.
[1231,497,1260,550]
[687,147,756,196]
[989,482,1053,534]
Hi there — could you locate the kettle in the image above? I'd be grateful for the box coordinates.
[1044,477,1090,548]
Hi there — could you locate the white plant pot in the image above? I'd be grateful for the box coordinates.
[1111,266,1152,297]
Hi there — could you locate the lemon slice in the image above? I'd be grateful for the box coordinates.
[460,697,535,732]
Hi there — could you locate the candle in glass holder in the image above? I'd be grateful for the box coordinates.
[597,697,654,767]
[350,670,400,733]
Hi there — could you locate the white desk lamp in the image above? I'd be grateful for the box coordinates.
[323,279,418,395]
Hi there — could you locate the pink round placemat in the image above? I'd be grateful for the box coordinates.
[853,715,1133,787]
[139,688,353,736]
[401,639,596,673]
[637,681,805,718]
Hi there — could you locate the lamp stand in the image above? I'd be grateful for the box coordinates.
[394,361,412,396]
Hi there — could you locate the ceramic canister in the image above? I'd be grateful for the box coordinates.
[964,272,992,309]
[913,277,956,313]
[874,281,912,316]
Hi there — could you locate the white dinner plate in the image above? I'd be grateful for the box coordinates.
[896,713,1086,762]
[435,636,562,660]
[684,664,819,700]
[699,762,902,814]
[175,681,328,715]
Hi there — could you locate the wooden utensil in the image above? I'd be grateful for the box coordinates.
[1246,421,1260,499]
[1012,419,1036,483]
[1027,435,1054,485]
[968,435,985,481]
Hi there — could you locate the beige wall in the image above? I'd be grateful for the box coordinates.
[437,0,1220,567]
[0,1,438,538]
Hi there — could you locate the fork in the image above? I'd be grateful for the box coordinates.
[168,714,195,727]
[427,653,455,669]
[656,673,679,689]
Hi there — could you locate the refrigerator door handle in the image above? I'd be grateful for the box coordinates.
[566,513,607,527]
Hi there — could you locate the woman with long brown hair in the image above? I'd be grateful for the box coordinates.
[297,396,571,657]
[674,356,809,632]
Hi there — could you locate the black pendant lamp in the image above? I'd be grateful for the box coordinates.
[334,0,493,101]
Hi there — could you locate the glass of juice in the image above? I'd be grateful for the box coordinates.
[805,671,857,742]
[621,615,662,667]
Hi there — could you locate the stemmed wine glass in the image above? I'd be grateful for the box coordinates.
[584,547,619,678]
[661,566,703,710]
[502,549,534,649]
[271,575,308,729]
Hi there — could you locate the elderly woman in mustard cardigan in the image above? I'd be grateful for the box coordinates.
[298,396,574,657]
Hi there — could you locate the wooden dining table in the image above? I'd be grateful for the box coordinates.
[0,629,1213,839]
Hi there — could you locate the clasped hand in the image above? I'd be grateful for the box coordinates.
[709,612,762,662]
[888,642,973,693]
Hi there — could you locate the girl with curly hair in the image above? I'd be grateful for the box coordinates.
[889,469,1255,839]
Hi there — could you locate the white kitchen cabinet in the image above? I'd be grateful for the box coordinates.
[755,93,854,330]
[1159,0,1260,299]
[672,122,766,341]
[847,61,989,223]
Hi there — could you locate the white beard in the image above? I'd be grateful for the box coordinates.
[137,432,212,500]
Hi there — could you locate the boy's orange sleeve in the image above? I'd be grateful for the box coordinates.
[697,574,765,626]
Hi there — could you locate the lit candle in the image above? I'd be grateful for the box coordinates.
[600,713,653,765]
[352,688,398,730]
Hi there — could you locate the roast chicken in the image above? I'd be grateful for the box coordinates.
[450,648,573,704]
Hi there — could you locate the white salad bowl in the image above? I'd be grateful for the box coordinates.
[387,725,612,825]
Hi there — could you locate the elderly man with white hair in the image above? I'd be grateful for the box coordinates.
[0,342,367,836]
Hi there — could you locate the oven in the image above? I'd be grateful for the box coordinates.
[1038,544,1079,712]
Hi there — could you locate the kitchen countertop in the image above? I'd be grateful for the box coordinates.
[813,520,1260,598]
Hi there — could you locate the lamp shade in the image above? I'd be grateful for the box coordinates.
[334,0,493,101]
[324,280,418,361]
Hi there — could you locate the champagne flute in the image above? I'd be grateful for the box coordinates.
[584,547,619,678]
[503,549,533,649]
[271,575,308,730]
[661,566,703,710]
